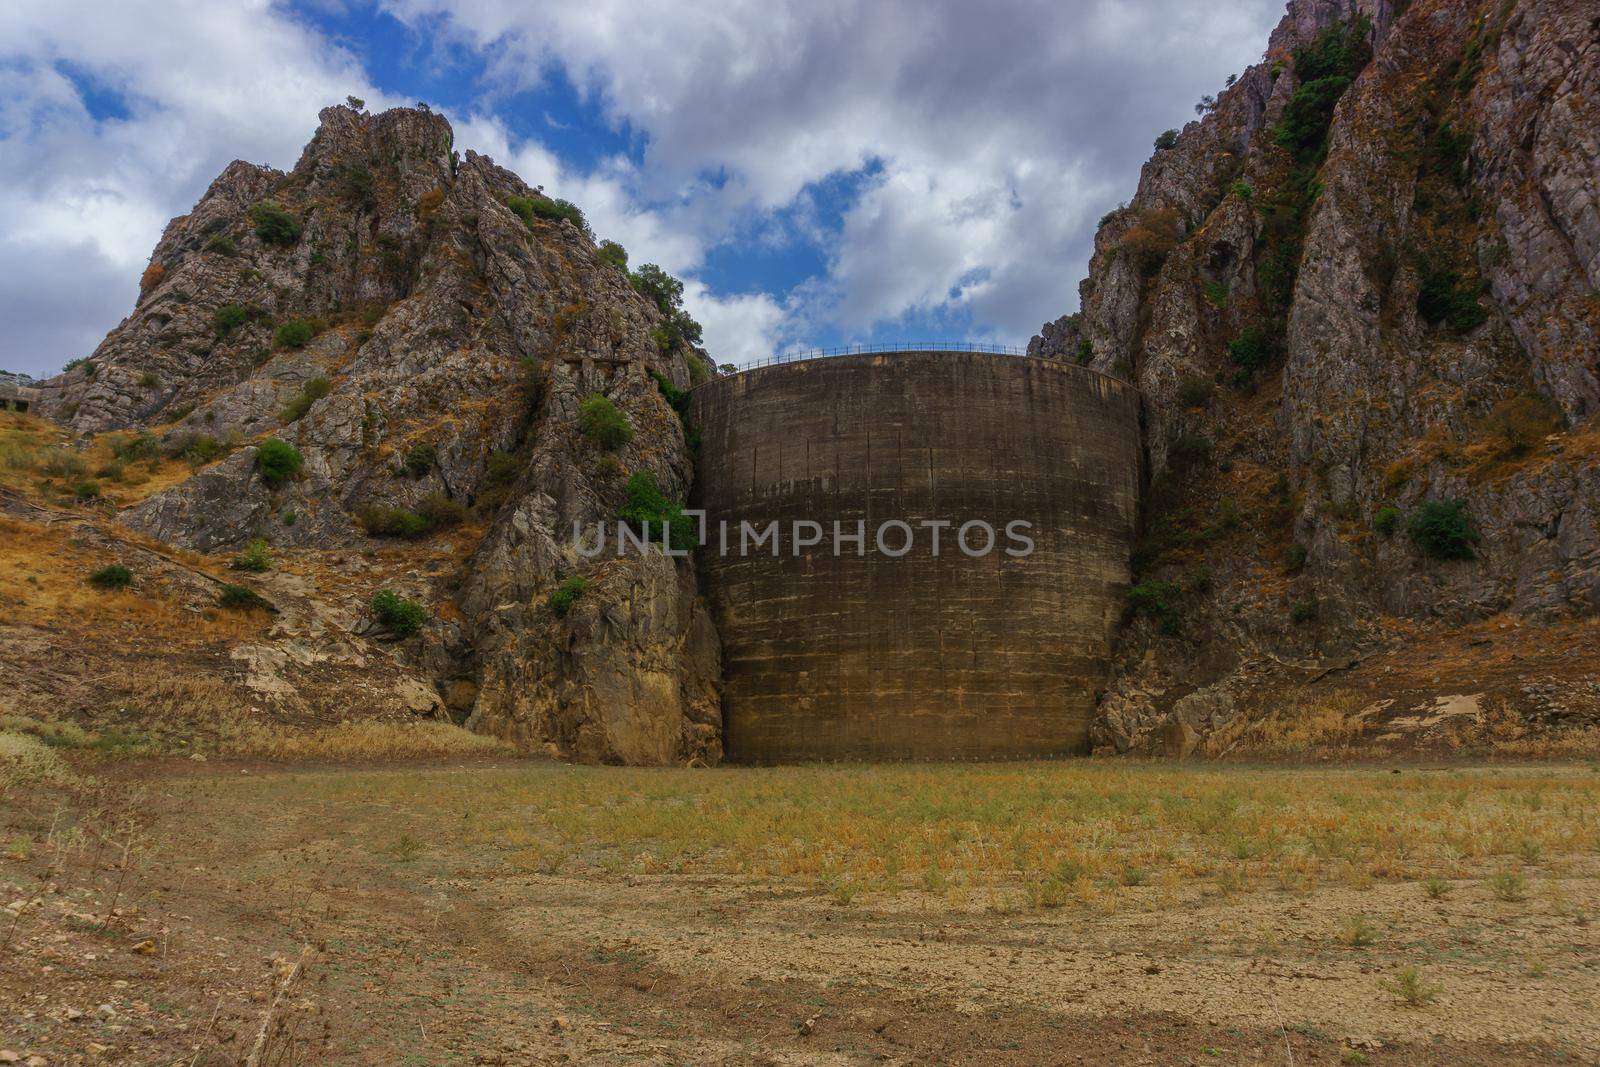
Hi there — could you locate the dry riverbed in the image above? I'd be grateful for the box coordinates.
[3,758,1598,1064]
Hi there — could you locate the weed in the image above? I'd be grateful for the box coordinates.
[1339,914,1378,947]
[231,538,272,573]
[1488,869,1526,902]
[1385,964,1439,1008]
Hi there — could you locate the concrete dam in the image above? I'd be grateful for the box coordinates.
[690,349,1143,762]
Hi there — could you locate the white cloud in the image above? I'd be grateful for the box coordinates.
[0,0,385,375]
[0,0,1287,374]
[683,283,786,367]
[383,0,1284,355]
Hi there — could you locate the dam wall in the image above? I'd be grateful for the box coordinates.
[689,350,1142,762]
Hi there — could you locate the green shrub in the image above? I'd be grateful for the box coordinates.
[371,589,426,637]
[1126,581,1182,635]
[281,376,332,422]
[579,394,635,450]
[255,438,304,487]
[648,369,701,453]
[1408,499,1479,559]
[506,194,592,239]
[404,442,437,477]
[357,504,430,538]
[629,264,703,350]
[177,432,227,466]
[1284,543,1308,572]
[39,449,87,478]
[138,371,160,389]
[1075,339,1093,365]
[250,201,301,245]
[1289,599,1318,623]
[1272,16,1372,163]
[231,538,272,573]
[274,319,315,349]
[215,303,249,338]
[548,576,589,618]
[1227,323,1277,373]
[218,583,269,611]
[1417,268,1486,332]
[416,492,465,529]
[334,164,376,209]
[1373,505,1401,535]
[204,233,236,256]
[1230,179,1253,200]
[1275,75,1354,161]
[686,351,714,386]
[88,564,133,590]
[1177,375,1213,408]
[597,240,628,270]
[73,480,101,501]
[619,471,697,551]
[484,450,520,487]
[110,431,162,462]
[1154,129,1179,150]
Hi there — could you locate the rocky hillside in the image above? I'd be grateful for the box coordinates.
[1032,0,1600,752]
[34,104,722,765]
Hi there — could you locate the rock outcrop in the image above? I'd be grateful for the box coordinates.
[1033,0,1600,752]
[36,104,721,764]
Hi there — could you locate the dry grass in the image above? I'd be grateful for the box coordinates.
[211,718,514,761]
[0,731,79,790]
[0,515,268,640]
[261,760,1600,909]
[5,676,510,764]
[0,411,194,506]
[1204,689,1371,756]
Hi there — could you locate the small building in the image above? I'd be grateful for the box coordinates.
[0,383,40,413]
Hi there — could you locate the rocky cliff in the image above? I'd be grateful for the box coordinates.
[1032,0,1600,752]
[36,104,721,764]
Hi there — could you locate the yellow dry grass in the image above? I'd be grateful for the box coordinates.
[0,516,267,640]
[1204,689,1372,756]
[0,410,196,507]
[212,719,515,761]
[274,759,1600,910]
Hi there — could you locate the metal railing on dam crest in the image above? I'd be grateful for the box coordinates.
[709,341,1133,391]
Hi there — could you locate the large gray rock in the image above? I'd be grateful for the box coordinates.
[34,104,724,765]
[1031,0,1600,753]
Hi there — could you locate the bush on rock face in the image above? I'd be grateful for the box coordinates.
[255,439,304,487]
[275,320,316,350]
[251,201,301,245]
[88,564,133,590]
[579,394,634,450]
[372,589,426,636]
[548,576,589,618]
[619,471,697,552]
[1408,499,1480,560]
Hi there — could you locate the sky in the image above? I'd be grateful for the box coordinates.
[0,0,1283,377]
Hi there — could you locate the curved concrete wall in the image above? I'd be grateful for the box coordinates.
[690,351,1142,762]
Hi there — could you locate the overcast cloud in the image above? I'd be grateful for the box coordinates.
[0,0,1282,376]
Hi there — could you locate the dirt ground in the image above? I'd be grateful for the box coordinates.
[3,759,1597,1066]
